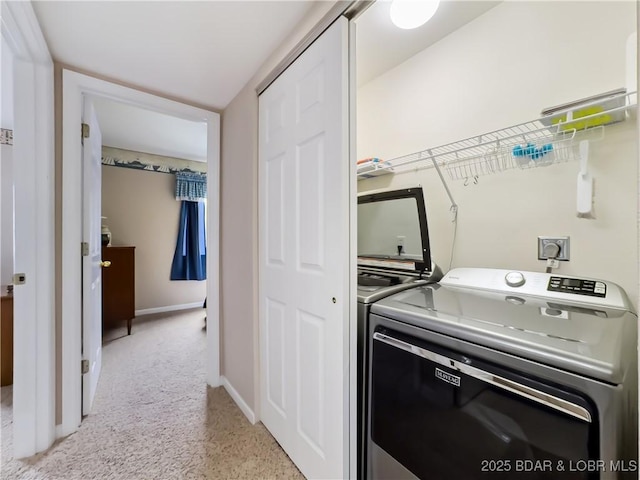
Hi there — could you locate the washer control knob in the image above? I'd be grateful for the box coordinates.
[505,271,526,287]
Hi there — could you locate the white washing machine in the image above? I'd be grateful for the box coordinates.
[367,268,638,479]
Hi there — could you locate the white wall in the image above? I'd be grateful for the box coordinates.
[1,36,15,287]
[358,1,639,307]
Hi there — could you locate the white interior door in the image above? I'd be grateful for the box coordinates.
[259,17,350,479]
[81,97,103,415]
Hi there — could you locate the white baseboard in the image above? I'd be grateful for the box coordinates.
[55,423,69,439]
[220,375,256,425]
[135,302,203,317]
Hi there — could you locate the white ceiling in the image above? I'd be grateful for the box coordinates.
[92,97,207,162]
[32,1,316,111]
[33,0,501,161]
[356,0,501,87]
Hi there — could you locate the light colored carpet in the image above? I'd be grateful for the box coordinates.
[1,309,303,479]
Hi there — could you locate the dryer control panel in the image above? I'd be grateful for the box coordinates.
[548,276,606,298]
[440,268,633,311]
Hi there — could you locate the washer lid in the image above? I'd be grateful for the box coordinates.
[370,284,637,384]
[358,187,432,274]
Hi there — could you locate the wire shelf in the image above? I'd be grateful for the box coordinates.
[505,129,576,170]
[446,127,581,180]
[358,90,636,183]
[356,159,394,180]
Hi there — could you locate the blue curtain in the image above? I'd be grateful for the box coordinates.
[170,201,206,281]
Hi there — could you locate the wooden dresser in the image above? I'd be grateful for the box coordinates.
[102,246,135,334]
[1,293,13,386]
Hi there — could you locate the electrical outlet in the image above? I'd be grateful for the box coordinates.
[538,236,570,261]
[396,235,406,255]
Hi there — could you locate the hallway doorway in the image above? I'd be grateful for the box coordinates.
[60,70,220,437]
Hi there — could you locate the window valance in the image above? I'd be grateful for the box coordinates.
[175,171,207,201]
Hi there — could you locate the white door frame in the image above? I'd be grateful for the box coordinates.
[60,70,221,437]
[1,1,56,458]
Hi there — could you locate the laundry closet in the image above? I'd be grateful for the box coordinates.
[354,2,638,479]
[356,1,638,305]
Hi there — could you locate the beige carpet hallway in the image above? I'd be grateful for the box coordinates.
[1,309,303,480]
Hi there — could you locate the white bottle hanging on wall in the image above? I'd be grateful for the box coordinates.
[576,140,594,219]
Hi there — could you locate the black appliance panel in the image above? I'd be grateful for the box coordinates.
[548,277,607,298]
[370,327,599,479]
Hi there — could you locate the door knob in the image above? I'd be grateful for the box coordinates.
[100,261,112,268]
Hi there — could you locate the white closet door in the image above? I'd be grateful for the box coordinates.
[259,17,350,480]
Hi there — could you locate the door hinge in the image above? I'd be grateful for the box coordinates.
[1,128,13,146]
[81,123,90,145]
[81,242,89,256]
[81,359,89,374]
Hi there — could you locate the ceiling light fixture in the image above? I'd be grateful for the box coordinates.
[390,0,441,30]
